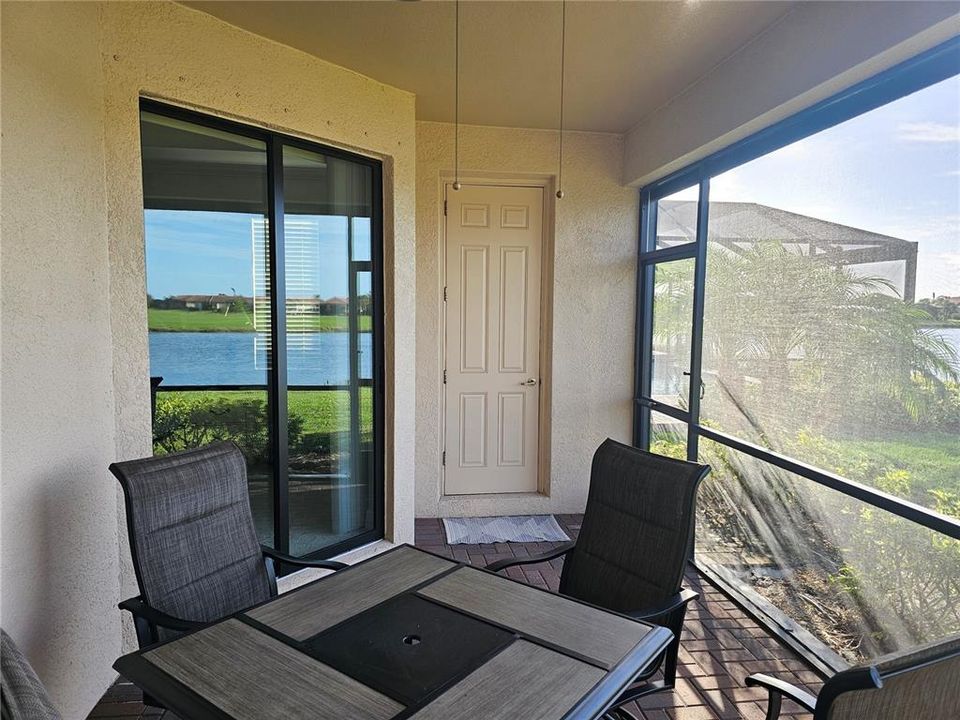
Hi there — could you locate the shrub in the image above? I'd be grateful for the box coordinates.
[153,392,304,466]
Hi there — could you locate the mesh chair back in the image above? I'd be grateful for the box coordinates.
[110,442,272,630]
[1,629,62,720]
[826,633,960,720]
[559,439,710,613]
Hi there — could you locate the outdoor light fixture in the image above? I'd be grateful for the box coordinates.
[451,0,566,198]
[556,0,566,200]
[452,0,461,191]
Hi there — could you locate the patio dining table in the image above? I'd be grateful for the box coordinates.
[114,545,672,720]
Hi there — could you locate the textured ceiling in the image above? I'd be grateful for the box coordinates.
[185,1,796,133]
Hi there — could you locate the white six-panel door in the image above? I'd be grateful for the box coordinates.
[444,184,543,495]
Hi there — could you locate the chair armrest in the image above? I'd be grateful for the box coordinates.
[261,545,349,571]
[118,597,205,633]
[746,673,818,715]
[485,541,576,572]
[628,588,699,623]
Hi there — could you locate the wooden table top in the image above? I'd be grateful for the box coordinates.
[114,545,672,720]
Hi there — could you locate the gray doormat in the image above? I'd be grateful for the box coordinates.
[442,515,570,545]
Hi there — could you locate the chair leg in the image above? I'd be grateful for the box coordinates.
[661,604,688,690]
[607,598,694,711]
[764,691,783,720]
[663,632,683,688]
[131,617,165,709]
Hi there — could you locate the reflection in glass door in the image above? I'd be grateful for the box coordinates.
[141,100,383,566]
[140,109,275,547]
[282,147,377,557]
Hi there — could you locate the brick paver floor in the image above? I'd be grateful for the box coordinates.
[90,515,822,719]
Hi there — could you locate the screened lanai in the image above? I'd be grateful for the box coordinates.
[655,200,919,301]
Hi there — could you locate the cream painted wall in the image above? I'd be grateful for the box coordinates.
[2,2,417,717]
[624,2,960,186]
[415,122,638,518]
[98,3,418,598]
[1,3,120,719]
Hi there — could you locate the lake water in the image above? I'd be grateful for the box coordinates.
[150,331,372,386]
[939,327,960,357]
[152,327,960,389]
[650,327,960,396]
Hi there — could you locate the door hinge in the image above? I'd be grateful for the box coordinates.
[442,450,446,466]
[443,286,447,302]
[444,200,448,216]
[443,369,447,384]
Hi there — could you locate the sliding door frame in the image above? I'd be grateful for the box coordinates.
[140,98,385,566]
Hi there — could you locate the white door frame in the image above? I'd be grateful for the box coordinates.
[438,174,555,497]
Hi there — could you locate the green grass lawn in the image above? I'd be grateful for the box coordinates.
[653,426,960,516]
[831,431,960,498]
[149,308,255,331]
[148,308,371,332]
[290,388,373,436]
[159,388,372,436]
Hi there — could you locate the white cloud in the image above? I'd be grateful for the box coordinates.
[916,250,960,298]
[879,214,960,245]
[897,122,960,143]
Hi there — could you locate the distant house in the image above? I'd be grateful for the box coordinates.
[162,294,252,311]
[319,296,349,315]
[287,296,350,316]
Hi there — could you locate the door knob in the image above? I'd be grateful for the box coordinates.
[521,378,539,386]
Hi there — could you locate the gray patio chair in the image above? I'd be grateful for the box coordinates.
[486,438,710,715]
[747,632,960,720]
[111,441,347,652]
[1,629,63,720]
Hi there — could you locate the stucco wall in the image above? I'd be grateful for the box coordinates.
[623,1,960,186]
[2,2,417,717]
[99,1,417,563]
[1,3,120,718]
[415,122,638,518]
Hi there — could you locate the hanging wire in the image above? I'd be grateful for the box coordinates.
[556,0,566,199]
[453,0,462,191]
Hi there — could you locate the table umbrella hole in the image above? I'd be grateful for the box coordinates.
[402,634,422,646]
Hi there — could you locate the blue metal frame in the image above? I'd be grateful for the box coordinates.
[643,35,960,200]
[634,35,960,540]
[685,180,710,460]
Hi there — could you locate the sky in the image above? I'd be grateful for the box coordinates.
[145,211,371,298]
[146,74,959,301]
[669,74,960,299]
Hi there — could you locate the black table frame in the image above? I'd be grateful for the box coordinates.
[115,544,673,720]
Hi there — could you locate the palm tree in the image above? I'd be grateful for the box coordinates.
[659,242,960,441]
[654,241,960,660]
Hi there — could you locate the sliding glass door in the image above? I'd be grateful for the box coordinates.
[281,145,377,556]
[140,100,383,565]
